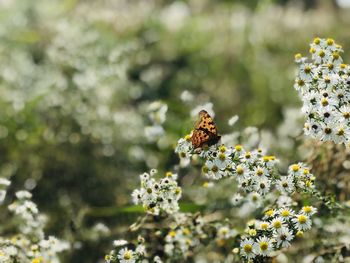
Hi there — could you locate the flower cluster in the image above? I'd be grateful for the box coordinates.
[105,236,147,263]
[240,205,317,260]
[132,170,182,215]
[176,137,316,199]
[163,213,206,259]
[294,38,350,146]
[0,186,69,263]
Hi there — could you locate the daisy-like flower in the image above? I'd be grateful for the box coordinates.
[257,221,270,231]
[230,193,243,206]
[274,227,294,248]
[264,209,276,219]
[214,151,231,170]
[301,206,317,216]
[248,192,262,207]
[254,178,270,195]
[217,225,237,239]
[205,160,224,180]
[276,196,293,207]
[278,207,294,219]
[276,176,295,194]
[292,214,312,231]
[117,248,136,263]
[253,166,269,179]
[240,238,256,260]
[288,163,304,177]
[234,164,249,178]
[271,217,285,231]
[253,236,273,257]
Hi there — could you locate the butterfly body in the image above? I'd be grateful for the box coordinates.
[191,110,221,149]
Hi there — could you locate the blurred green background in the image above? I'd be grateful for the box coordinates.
[0,0,350,262]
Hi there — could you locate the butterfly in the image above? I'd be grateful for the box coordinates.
[191,110,221,149]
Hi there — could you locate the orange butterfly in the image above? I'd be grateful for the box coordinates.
[191,110,221,149]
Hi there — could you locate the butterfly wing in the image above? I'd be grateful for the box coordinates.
[195,110,218,134]
[191,129,210,148]
[191,110,221,148]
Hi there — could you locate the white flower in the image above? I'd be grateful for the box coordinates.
[253,236,273,256]
[131,189,142,205]
[117,248,136,263]
[217,226,237,239]
[153,255,163,263]
[230,193,243,206]
[278,207,294,219]
[135,244,146,256]
[292,214,312,231]
[271,217,285,231]
[228,115,239,126]
[301,206,317,216]
[276,176,295,194]
[113,240,128,247]
[254,178,270,195]
[276,196,293,207]
[274,227,294,248]
[15,190,32,199]
[240,238,256,260]
[0,177,11,187]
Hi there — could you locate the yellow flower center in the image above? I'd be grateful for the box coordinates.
[291,164,300,172]
[244,244,252,253]
[248,229,257,236]
[337,128,345,136]
[169,230,176,237]
[219,153,226,160]
[327,38,334,45]
[297,79,305,86]
[296,230,304,237]
[260,223,269,230]
[313,37,321,44]
[332,52,339,59]
[202,165,209,173]
[273,220,282,229]
[297,215,308,224]
[260,242,268,251]
[183,228,191,235]
[235,145,242,151]
[318,50,325,58]
[219,145,227,152]
[124,251,132,260]
[303,206,312,213]
[265,209,274,217]
[281,210,290,217]
[304,66,311,73]
[295,53,302,60]
[236,166,244,175]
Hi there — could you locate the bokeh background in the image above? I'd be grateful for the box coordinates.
[0,0,350,262]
